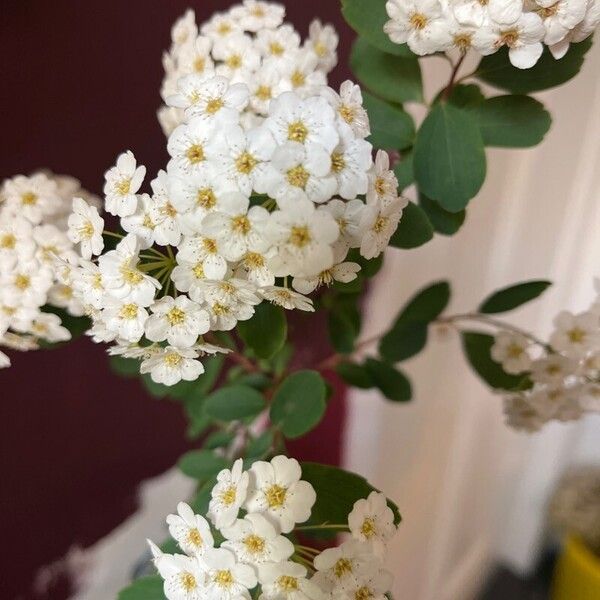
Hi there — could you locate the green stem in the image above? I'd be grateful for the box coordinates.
[295,523,349,531]
[138,261,168,272]
[103,230,124,239]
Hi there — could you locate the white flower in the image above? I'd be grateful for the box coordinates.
[170,9,198,50]
[158,106,185,137]
[530,354,578,386]
[145,295,210,347]
[320,198,366,252]
[208,459,250,529]
[550,311,600,358]
[0,350,10,368]
[72,260,106,310]
[149,171,183,247]
[292,261,360,295]
[222,513,294,567]
[348,492,396,552]
[490,331,533,374]
[367,151,399,207]
[306,19,339,73]
[33,224,77,266]
[194,279,260,330]
[248,64,285,115]
[549,0,600,58]
[231,1,285,31]
[256,25,300,63]
[321,81,370,139]
[175,234,228,282]
[503,394,547,432]
[359,197,406,260]
[167,117,228,176]
[245,455,316,534]
[121,193,157,249]
[329,132,372,200]
[48,282,85,317]
[103,151,146,217]
[201,12,242,42]
[384,0,451,56]
[1,259,53,307]
[265,92,339,153]
[259,286,314,311]
[266,199,339,278]
[452,0,524,27]
[168,75,249,123]
[167,502,214,557]
[265,142,336,206]
[213,34,261,83]
[67,197,104,259]
[217,126,277,196]
[278,51,327,97]
[477,12,546,69]
[152,551,207,600]
[0,216,35,270]
[201,192,271,261]
[313,540,376,592]
[537,0,587,45]
[527,385,581,421]
[3,173,61,225]
[140,346,205,385]
[102,297,149,343]
[258,561,323,600]
[28,312,71,343]
[200,547,257,600]
[176,35,215,78]
[332,564,393,600]
[233,248,277,287]
[579,382,600,412]
[98,234,160,306]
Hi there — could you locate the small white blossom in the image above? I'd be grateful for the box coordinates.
[360,197,407,260]
[167,502,215,557]
[348,491,396,552]
[259,286,314,311]
[67,197,104,259]
[103,151,146,217]
[140,346,205,385]
[491,331,533,374]
[208,459,250,529]
[550,311,600,358]
[258,561,323,600]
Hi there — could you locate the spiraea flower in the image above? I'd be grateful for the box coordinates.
[383,0,598,68]
[149,457,398,600]
[0,171,100,367]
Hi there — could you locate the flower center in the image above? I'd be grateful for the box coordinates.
[194,57,206,72]
[217,22,232,35]
[92,273,103,289]
[507,344,524,359]
[277,575,299,591]
[287,165,310,189]
[187,527,203,548]
[164,352,182,367]
[115,179,131,196]
[243,534,266,554]
[161,202,178,218]
[167,307,186,326]
[214,570,234,588]
[538,3,559,17]
[334,558,353,578]
[119,303,139,320]
[454,33,473,51]
[0,233,16,249]
[269,41,284,56]
[289,225,311,248]
[197,187,217,209]
[374,177,387,196]
[265,484,287,508]
[143,214,155,229]
[15,274,31,290]
[79,221,94,239]
[231,215,251,235]
[499,28,520,47]
[193,263,205,279]
[331,152,346,173]
[21,191,38,205]
[180,572,197,591]
[202,237,218,254]
[314,41,328,57]
[120,266,144,285]
[568,328,586,343]
[410,12,428,30]
[186,144,205,164]
[213,302,230,316]
[255,85,272,101]
[373,216,389,233]
[339,104,355,124]
[220,485,237,506]
[291,70,306,88]
[287,120,309,143]
[244,252,265,268]
[206,97,225,114]
[355,586,374,600]
[226,54,242,69]
[235,151,258,174]
[251,5,265,17]
[360,517,376,538]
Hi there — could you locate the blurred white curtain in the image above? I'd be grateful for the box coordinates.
[344,42,600,600]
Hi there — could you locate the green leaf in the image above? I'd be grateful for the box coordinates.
[418,194,466,236]
[204,430,236,450]
[447,84,485,108]
[479,280,552,314]
[473,95,551,148]
[336,361,374,389]
[379,281,451,362]
[394,150,414,191]
[118,576,165,600]
[389,201,434,249]
[350,38,422,104]
[204,385,266,422]
[238,302,287,359]
[189,476,218,515]
[109,356,140,378]
[341,0,412,56]
[169,354,224,400]
[365,359,412,401]
[348,249,384,278]
[328,311,359,354]
[476,39,593,94]
[301,462,401,528]
[414,102,486,212]
[461,332,531,391]
[362,92,415,150]
[270,370,327,439]
[246,430,274,459]
[178,449,229,480]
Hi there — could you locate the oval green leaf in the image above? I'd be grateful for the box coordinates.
[178,449,229,480]
[237,301,287,359]
[478,280,552,314]
[365,359,412,402]
[389,201,434,249]
[419,194,466,236]
[118,576,165,600]
[204,385,266,421]
[362,91,415,150]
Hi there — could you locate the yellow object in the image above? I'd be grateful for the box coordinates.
[552,535,600,600]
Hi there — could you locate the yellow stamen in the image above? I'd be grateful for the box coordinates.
[289,225,311,248]
[235,151,258,174]
[286,165,309,189]
[186,144,205,164]
[265,484,287,508]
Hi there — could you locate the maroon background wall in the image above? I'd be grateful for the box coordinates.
[0,2,355,598]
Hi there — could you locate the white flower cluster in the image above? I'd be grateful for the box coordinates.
[0,171,100,368]
[384,0,600,68]
[65,67,405,385]
[149,456,397,600]
[158,1,339,135]
[492,286,600,431]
